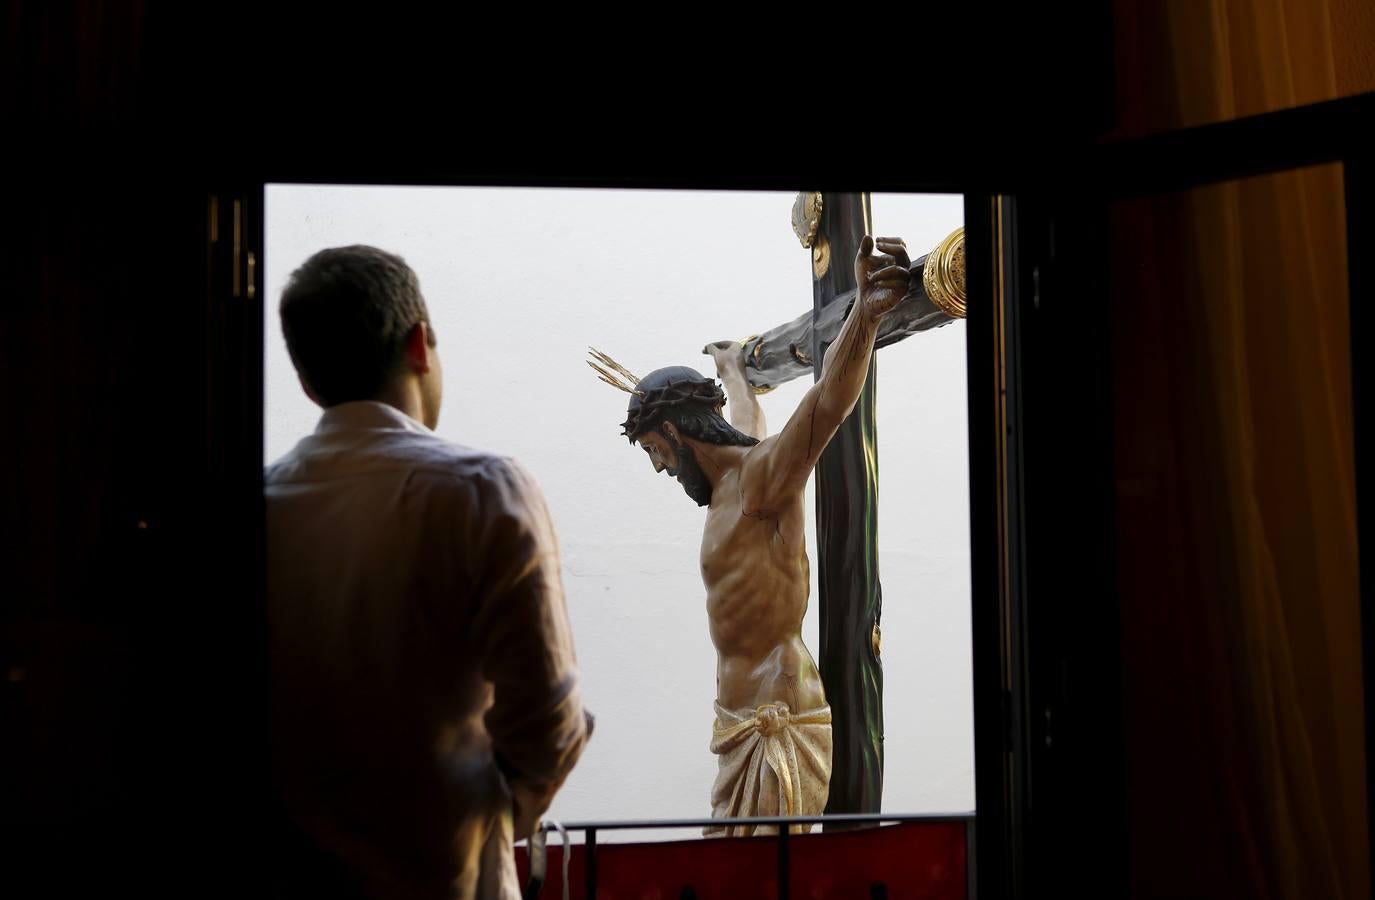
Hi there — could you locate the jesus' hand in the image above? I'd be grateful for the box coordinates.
[703,340,747,380]
[855,235,912,322]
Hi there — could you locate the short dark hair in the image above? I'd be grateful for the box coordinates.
[279,245,436,406]
[622,366,758,448]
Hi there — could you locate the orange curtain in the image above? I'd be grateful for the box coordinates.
[1114,168,1365,900]
[1108,4,1369,897]
[1112,0,1375,139]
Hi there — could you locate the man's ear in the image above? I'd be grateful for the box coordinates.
[661,421,681,444]
[403,322,432,374]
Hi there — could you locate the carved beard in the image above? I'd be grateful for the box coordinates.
[667,438,713,507]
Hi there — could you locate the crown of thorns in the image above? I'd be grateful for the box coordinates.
[586,348,727,441]
[620,379,726,441]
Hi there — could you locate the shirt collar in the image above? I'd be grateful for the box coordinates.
[315,401,434,436]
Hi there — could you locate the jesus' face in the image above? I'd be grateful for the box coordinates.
[636,427,712,507]
[636,428,678,474]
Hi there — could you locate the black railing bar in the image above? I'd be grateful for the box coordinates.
[538,811,975,833]
[778,825,790,900]
[584,827,597,900]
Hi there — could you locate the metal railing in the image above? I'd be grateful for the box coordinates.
[526,811,976,900]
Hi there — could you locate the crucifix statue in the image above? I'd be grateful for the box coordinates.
[589,192,965,835]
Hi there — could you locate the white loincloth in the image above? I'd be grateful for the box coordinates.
[704,701,832,837]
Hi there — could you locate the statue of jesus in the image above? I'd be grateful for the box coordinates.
[590,236,913,836]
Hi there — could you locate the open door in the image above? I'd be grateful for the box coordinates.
[991,93,1375,899]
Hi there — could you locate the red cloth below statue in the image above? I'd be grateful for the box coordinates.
[515,819,968,899]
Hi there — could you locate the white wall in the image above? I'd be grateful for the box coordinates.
[264,187,973,840]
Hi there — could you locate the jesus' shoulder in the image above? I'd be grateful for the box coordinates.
[706,442,808,562]
[734,382,842,521]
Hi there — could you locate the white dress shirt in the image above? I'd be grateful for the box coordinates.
[266,401,589,900]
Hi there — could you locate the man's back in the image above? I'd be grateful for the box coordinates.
[266,401,588,900]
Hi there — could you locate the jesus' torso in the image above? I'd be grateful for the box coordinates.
[700,457,826,713]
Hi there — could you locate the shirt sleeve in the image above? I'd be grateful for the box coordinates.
[470,457,591,788]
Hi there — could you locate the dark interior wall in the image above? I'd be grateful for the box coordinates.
[4,7,267,896]
[2,171,259,895]
[7,199,209,892]
[2,2,148,120]
[5,173,262,897]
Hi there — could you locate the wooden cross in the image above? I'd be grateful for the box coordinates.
[725,192,965,821]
